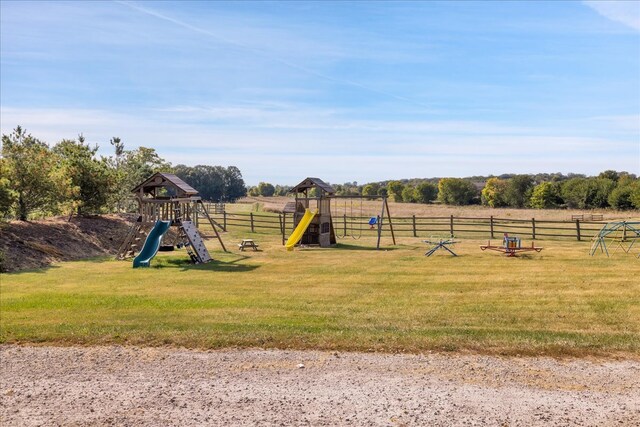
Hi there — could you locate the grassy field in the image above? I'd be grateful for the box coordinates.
[235,196,640,221]
[2,226,638,357]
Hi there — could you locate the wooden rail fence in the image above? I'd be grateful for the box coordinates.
[200,209,607,242]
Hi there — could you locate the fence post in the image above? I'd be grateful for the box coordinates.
[279,213,285,246]
[412,215,417,237]
[532,218,536,240]
[450,215,454,237]
[490,216,494,239]
[343,214,347,237]
[223,211,227,231]
[250,212,255,233]
[576,219,581,241]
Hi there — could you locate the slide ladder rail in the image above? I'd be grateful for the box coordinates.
[117,223,150,260]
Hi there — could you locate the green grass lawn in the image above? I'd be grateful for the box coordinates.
[1,230,638,357]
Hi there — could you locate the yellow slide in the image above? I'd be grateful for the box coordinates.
[285,209,316,251]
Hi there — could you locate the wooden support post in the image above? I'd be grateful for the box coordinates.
[250,212,255,232]
[223,211,227,231]
[490,216,494,239]
[343,214,347,237]
[412,215,417,237]
[450,215,454,237]
[279,214,285,246]
[385,197,396,245]
[532,218,536,240]
[197,201,228,252]
[576,219,581,241]
[376,209,384,250]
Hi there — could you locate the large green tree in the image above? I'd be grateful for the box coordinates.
[53,136,115,215]
[630,181,640,209]
[222,166,247,202]
[414,182,438,204]
[0,158,17,218]
[503,175,534,208]
[401,185,416,203]
[257,182,275,197]
[437,178,477,206]
[1,126,72,220]
[608,179,640,210]
[529,181,563,209]
[174,165,246,202]
[481,178,508,208]
[362,183,380,197]
[386,181,404,202]
[561,177,615,209]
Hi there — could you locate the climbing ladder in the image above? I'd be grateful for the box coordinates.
[116,222,150,260]
[178,220,212,264]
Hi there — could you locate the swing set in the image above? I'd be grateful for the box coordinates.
[332,197,364,239]
[330,194,396,247]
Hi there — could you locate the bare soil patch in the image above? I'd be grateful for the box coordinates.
[0,215,133,272]
[1,345,638,426]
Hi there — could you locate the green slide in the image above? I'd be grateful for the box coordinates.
[133,220,171,268]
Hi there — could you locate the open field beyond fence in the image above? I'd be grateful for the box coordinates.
[202,198,639,242]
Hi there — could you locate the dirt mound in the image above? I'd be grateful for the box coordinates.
[0,215,134,272]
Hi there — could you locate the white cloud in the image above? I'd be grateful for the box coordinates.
[2,106,638,184]
[584,1,640,31]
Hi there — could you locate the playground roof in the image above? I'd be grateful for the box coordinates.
[131,172,199,197]
[290,177,336,195]
[282,201,297,213]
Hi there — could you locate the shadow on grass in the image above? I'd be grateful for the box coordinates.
[334,243,400,251]
[2,255,117,275]
[161,254,260,273]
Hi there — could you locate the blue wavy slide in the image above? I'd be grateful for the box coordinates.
[133,220,171,268]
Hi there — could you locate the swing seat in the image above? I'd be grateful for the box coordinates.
[368,217,377,230]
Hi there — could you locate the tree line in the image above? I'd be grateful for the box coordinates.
[0,126,247,221]
[250,171,640,210]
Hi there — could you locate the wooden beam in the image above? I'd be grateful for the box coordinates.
[385,197,396,245]
[197,201,228,252]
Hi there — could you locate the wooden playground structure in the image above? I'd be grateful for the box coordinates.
[287,177,396,250]
[116,172,227,263]
[480,234,543,257]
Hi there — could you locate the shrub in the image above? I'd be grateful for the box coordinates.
[504,175,534,208]
[414,182,438,204]
[608,183,637,210]
[437,178,477,205]
[401,185,416,203]
[530,182,563,209]
[481,178,508,208]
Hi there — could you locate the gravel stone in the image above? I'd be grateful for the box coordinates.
[1,345,638,426]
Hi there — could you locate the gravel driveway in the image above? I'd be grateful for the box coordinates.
[1,345,638,426]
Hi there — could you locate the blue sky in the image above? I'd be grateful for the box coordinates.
[1,1,639,185]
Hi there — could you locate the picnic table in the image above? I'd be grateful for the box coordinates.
[423,237,458,257]
[238,239,259,251]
